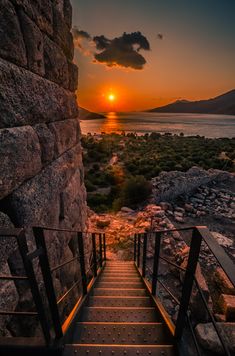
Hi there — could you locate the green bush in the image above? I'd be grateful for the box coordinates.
[120,176,152,208]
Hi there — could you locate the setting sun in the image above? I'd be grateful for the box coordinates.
[108,94,116,102]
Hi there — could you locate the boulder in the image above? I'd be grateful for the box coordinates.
[214,268,235,295]
[0,0,27,67]
[218,294,235,321]
[195,322,235,354]
[0,126,42,199]
[0,58,78,128]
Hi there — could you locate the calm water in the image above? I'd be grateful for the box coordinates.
[80,112,235,138]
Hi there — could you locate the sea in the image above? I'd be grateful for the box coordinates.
[80,112,235,138]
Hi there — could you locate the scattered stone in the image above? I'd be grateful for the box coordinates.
[218,294,235,321]
[121,207,135,214]
[195,322,235,354]
[214,268,235,295]
[211,232,233,248]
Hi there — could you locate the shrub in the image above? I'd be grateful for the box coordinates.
[120,176,152,208]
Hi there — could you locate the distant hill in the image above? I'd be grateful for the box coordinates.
[79,107,105,120]
[148,89,235,115]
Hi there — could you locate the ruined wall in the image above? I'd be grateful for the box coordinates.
[0,0,88,336]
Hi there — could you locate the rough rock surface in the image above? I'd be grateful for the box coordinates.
[0,0,87,337]
[0,126,42,199]
[195,322,235,354]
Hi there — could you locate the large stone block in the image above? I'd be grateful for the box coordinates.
[11,0,53,36]
[53,6,74,60]
[48,118,79,156]
[34,123,55,164]
[18,10,45,76]
[0,58,78,128]
[0,126,42,199]
[0,0,27,67]
[68,61,78,92]
[7,144,83,227]
[64,0,72,29]
[44,35,69,88]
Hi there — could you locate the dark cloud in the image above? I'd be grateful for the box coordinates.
[72,29,151,70]
[72,27,91,41]
[93,32,151,70]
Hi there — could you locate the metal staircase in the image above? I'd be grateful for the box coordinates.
[0,226,234,355]
[64,261,177,355]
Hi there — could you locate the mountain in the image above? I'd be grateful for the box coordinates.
[79,107,105,120]
[148,90,235,115]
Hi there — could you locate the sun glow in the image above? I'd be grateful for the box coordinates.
[108,94,116,102]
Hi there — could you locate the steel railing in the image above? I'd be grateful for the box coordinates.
[0,227,106,348]
[133,226,235,356]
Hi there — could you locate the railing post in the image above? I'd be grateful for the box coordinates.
[92,233,97,277]
[134,234,137,262]
[152,231,161,295]
[103,233,106,261]
[142,233,147,277]
[175,228,202,339]
[17,230,51,345]
[137,234,141,268]
[78,232,88,295]
[99,233,103,268]
[33,227,63,339]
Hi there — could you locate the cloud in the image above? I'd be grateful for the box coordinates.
[72,27,93,55]
[93,32,150,70]
[73,29,151,70]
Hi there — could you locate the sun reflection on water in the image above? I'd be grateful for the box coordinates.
[100,112,119,133]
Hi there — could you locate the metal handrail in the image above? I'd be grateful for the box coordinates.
[0,227,107,348]
[133,226,235,356]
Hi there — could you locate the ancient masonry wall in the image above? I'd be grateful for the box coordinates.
[0,0,88,336]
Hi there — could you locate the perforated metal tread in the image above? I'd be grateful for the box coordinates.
[87,297,154,308]
[92,289,148,297]
[96,282,144,289]
[98,278,142,284]
[72,323,171,345]
[81,307,160,322]
[64,344,176,356]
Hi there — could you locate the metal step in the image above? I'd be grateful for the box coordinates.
[72,322,171,345]
[80,307,160,322]
[102,273,139,277]
[64,344,176,356]
[104,267,137,273]
[92,289,148,297]
[96,282,144,289]
[86,297,154,308]
[98,277,141,283]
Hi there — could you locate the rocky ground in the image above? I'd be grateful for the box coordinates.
[87,170,235,355]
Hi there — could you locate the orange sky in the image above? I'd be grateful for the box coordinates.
[72,0,235,113]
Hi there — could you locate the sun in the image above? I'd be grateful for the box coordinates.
[108,94,116,102]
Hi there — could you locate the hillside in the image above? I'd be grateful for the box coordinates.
[79,107,105,120]
[149,89,235,115]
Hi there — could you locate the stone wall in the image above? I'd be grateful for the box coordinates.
[0,0,88,336]
[152,167,231,203]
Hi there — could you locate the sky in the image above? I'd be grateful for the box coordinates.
[71,0,235,112]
